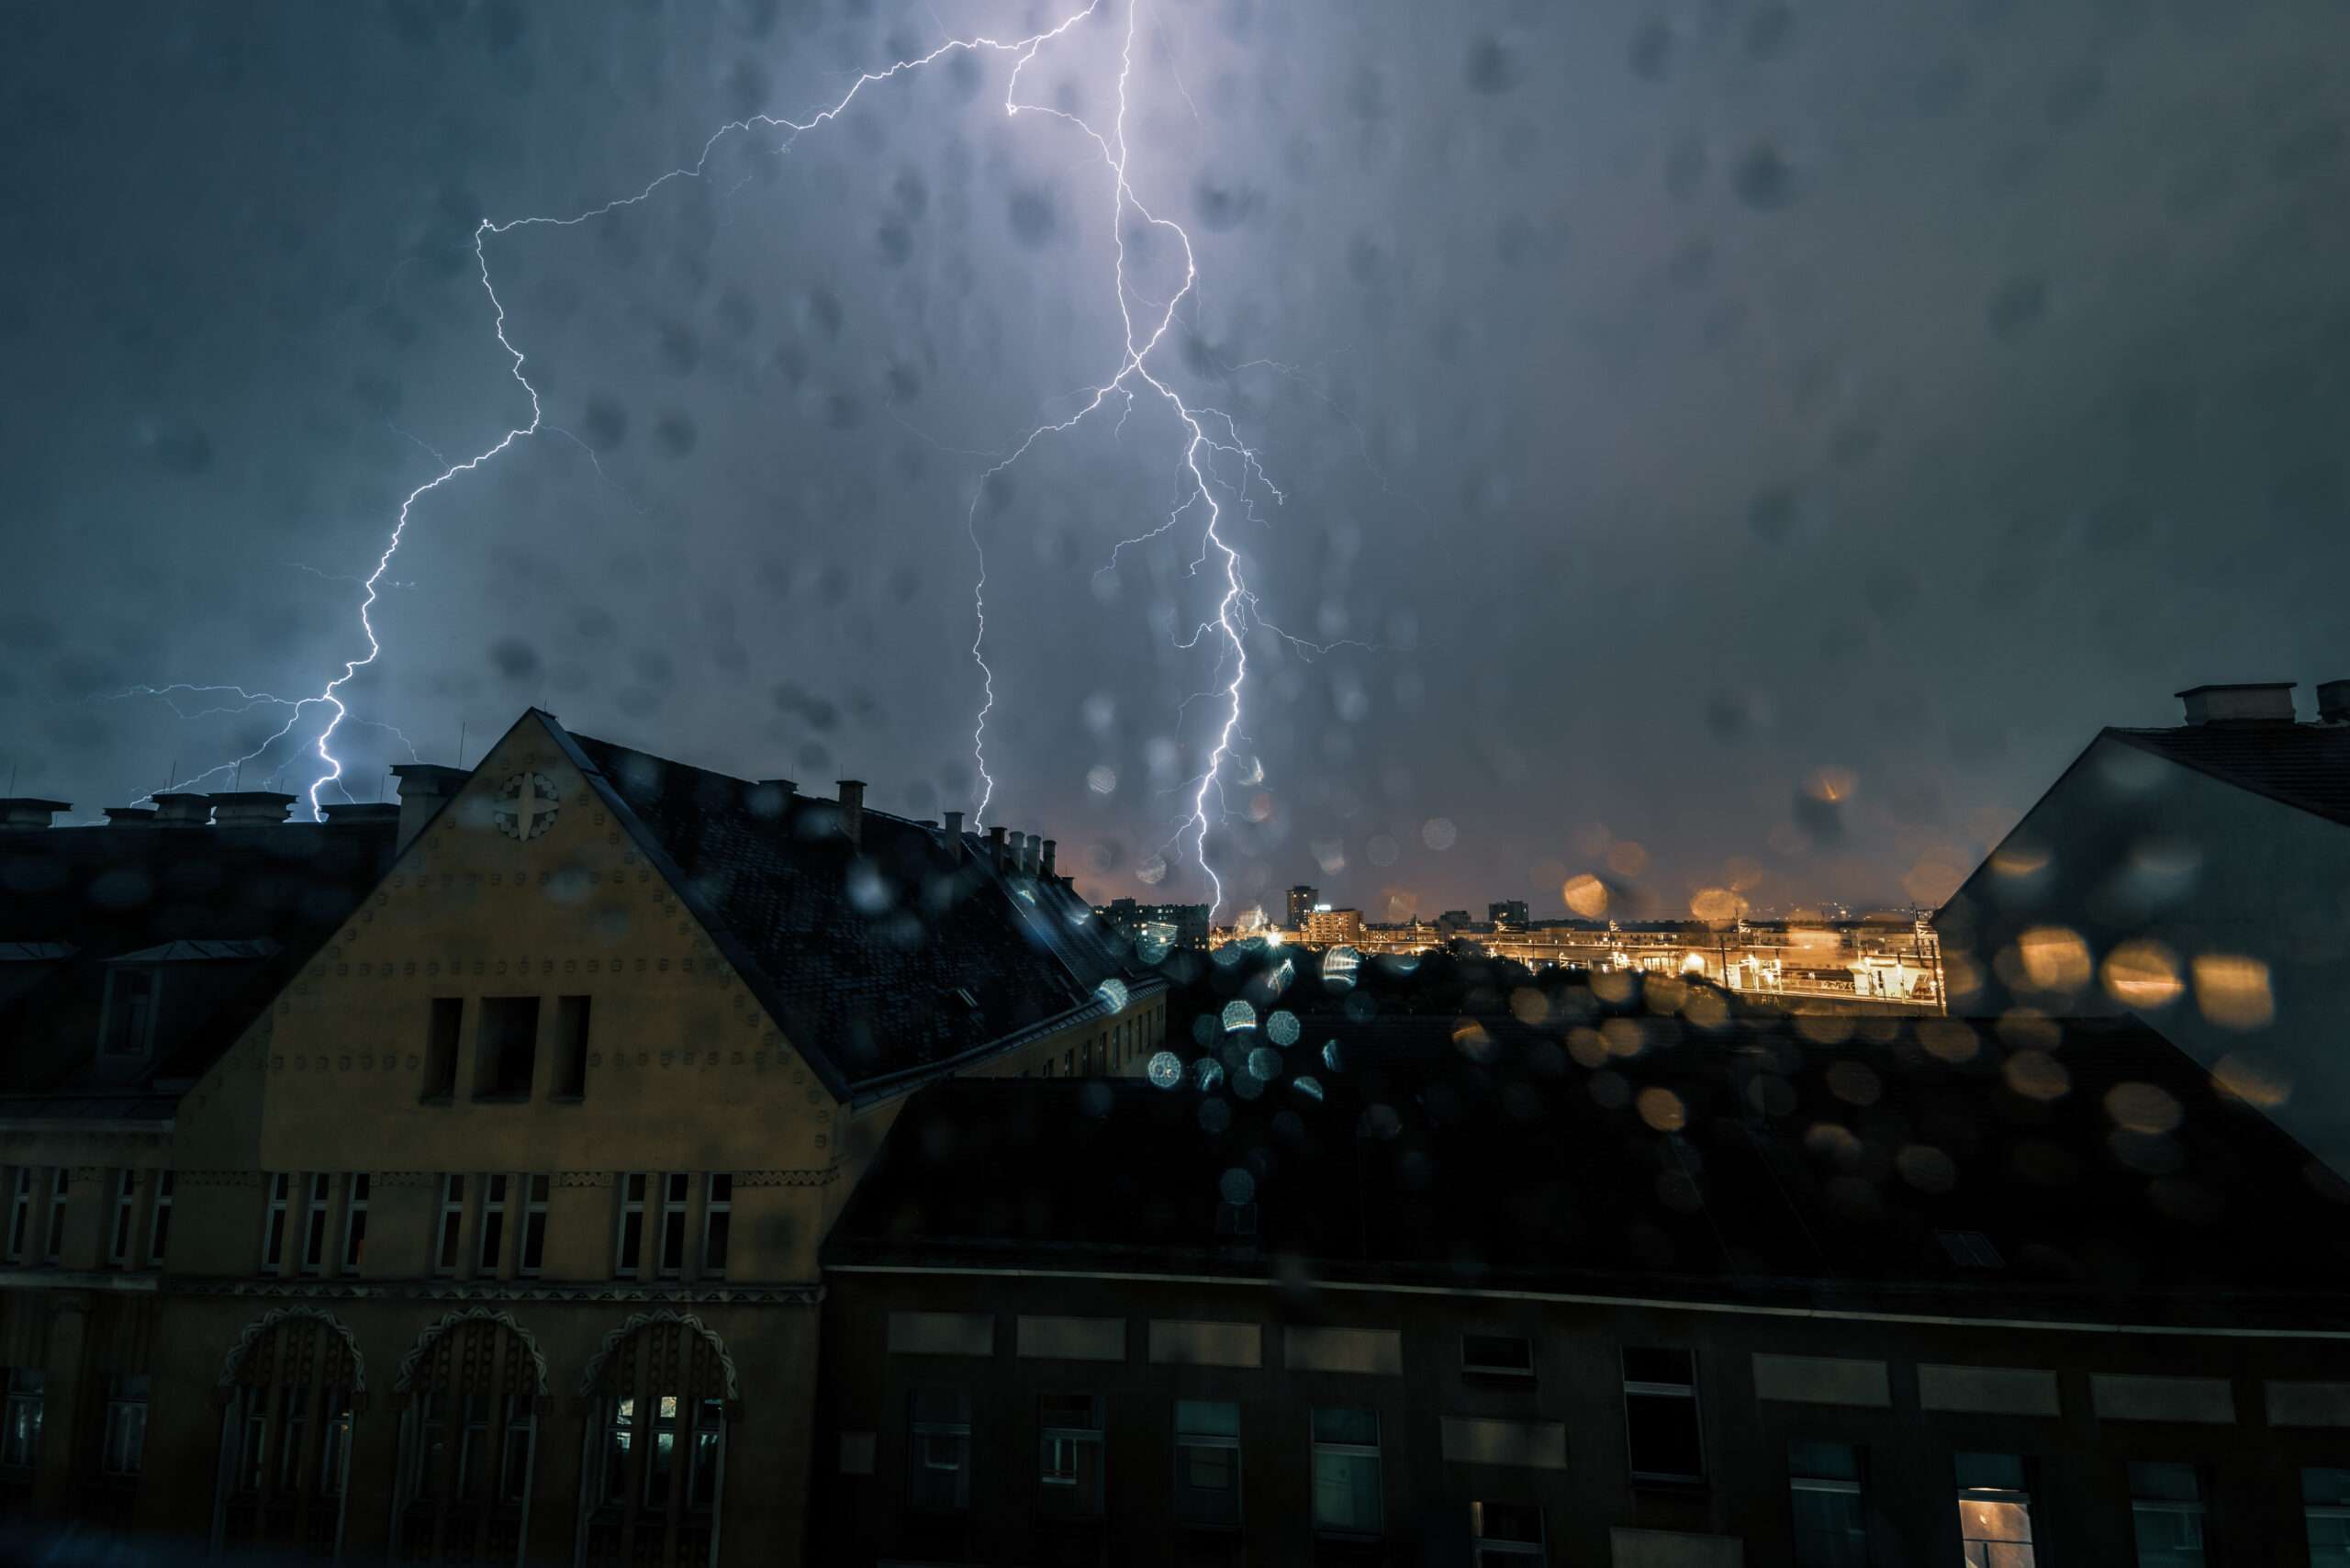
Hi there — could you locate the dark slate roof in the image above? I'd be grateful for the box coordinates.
[551,717,1154,1099]
[0,818,397,1098]
[829,1008,2350,1329]
[2107,722,2350,827]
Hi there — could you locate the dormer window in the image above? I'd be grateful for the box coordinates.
[100,968,160,1058]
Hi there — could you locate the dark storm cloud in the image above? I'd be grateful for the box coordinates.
[3,0,2348,924]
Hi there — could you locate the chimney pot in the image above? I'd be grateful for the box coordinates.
[2176,682,2297,727]
[210,790,298,828]
[1042,837,1058,878]
[151,792,211,827]
[0,799,71,831]
[942,810,966,861]
[837,780,866,846]
[988,823,1008,869]
[390,763,470,852]
[104,806,157,828]
[2319,679,2350,726]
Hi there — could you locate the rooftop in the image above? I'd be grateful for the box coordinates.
[2105,721,2350,828]
[829,1008,2350,1329]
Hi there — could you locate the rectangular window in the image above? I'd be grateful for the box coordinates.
[908,1388,972,1514]
[1463,1333,1536,1380]
[553,995,591,1099]
[5,1170,29,1262]
[656,1173,688,1278]
[1037,1393,1104,1517]
[2304,1467,2350,1562]
[101,967,158,1057]
[520,1174,548,1277]
[147,1171,173,1264]
[499,1394,532,1502]
[43,1168,66,1265]
[1310,1406,1383,1539]
[101,1374,149,1478]
[600,1396,633,1505]
[300,1172,330,1274]
[616,1174,646,1276]
[1623,1347,1703,1483]
[237,1402,266,1495]
[1957,1452,2036,1568]
[1472,1501,1546,1562]
[2130,1462,2207,1568]
[478,1174,509,1273]
[701,1175,731,1279]
[276,1383,309,1493]
[645,1393,679,1509]
[108,1170,136,1265]
[435,1174,465,1276]
[455,1393,488,1501]
[474,996,540,1099]
[319,1387,352,1497]
[341,1174,369,1272]
[1789,1441,1869,1568]
[686,1397,723,1511]
[423,997,463,1099]
[261,1172,290,1271]
[1,1370,42,1471]
[1173,1399,1241,1528]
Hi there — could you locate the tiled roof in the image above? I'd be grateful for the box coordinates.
[830,1009,2350,1328]
[0,818,397,1094]
[556,722,1152,1097]
[2107,722,2350,827]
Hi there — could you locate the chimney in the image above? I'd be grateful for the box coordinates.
[210,790,297,828]
[1021,833,1039,876]
[104,807,157,828]
[2177,682,2296,726]
[2319,679,2350,726]
[837,780,866,847]
[1041,837,1058,879]
[942,810,965,861]
[988,823,1008,869]
[320,802,399,827]
[390,763,469,852]
[151,792,210,828]
[0,799,70,831]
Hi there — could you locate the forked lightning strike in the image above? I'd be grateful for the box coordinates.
[148,0,1280,915]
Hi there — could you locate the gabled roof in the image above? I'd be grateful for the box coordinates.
[2106,722,2350,827]
[830,1010,2350,1329]
[541,713,1155,1100]
[0,817,397,1096]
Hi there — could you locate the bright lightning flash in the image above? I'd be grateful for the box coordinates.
[146,0,1279,917]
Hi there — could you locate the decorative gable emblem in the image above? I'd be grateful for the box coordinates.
[494,772,561,841]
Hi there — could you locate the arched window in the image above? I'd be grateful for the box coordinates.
[576,1313,736,1568]
[394,1310,548,1563]
[213,1308,362,1559]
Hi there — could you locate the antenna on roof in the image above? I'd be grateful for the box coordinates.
[456,721,468,769]
[232,759,243,791]
[165,757,177,793]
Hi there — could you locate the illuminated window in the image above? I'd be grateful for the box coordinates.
[1956,1452,2035,1567]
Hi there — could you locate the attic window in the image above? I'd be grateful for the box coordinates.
[1937,1229,2004,1270]
[100,968,160,1058]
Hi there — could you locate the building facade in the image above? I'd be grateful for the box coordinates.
[0,709,1164,1563]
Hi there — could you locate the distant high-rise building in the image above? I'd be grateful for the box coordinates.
[1489,900,1530,930]
[1300,907,1364,946]
[1436,909,1474,935]
[1286,884,1319,929]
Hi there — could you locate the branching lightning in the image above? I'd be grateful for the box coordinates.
[143,0,1295,916]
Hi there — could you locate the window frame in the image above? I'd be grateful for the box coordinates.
[1955,1451,2036,1563]
[1471,1500,1547,1561]
[615,1173,646,1277]
[907,1387,973,1515]
[700,1174,731,1279]
[477,1173,509,1274]
[1035,1392,1105,1518]
[1461,1332,1537,1381]
[5,1169,29,1263]
[434,1174,466,1277]
[655,1173,688,1279]
[43,1167,66,1265]
[519,1174,549,1278]
[1,1369,43,1472]
[1309,1406,1384,1540]
[101,1373,150,1479]
[98,965,161,1058]
[1172,1398,1242,1529]
[299,1171,330,1275]
[1622,1346,1705,1484]
[261,1171,290,1271]
[146,1170,173,1265]
[1787,1440,1870,1568]
[341,1173,369,1272]
[107,1169,137,1266]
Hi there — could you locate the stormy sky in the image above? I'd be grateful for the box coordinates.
[3,0,2345,923]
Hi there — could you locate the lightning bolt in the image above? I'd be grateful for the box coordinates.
[141,0,1279,917]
